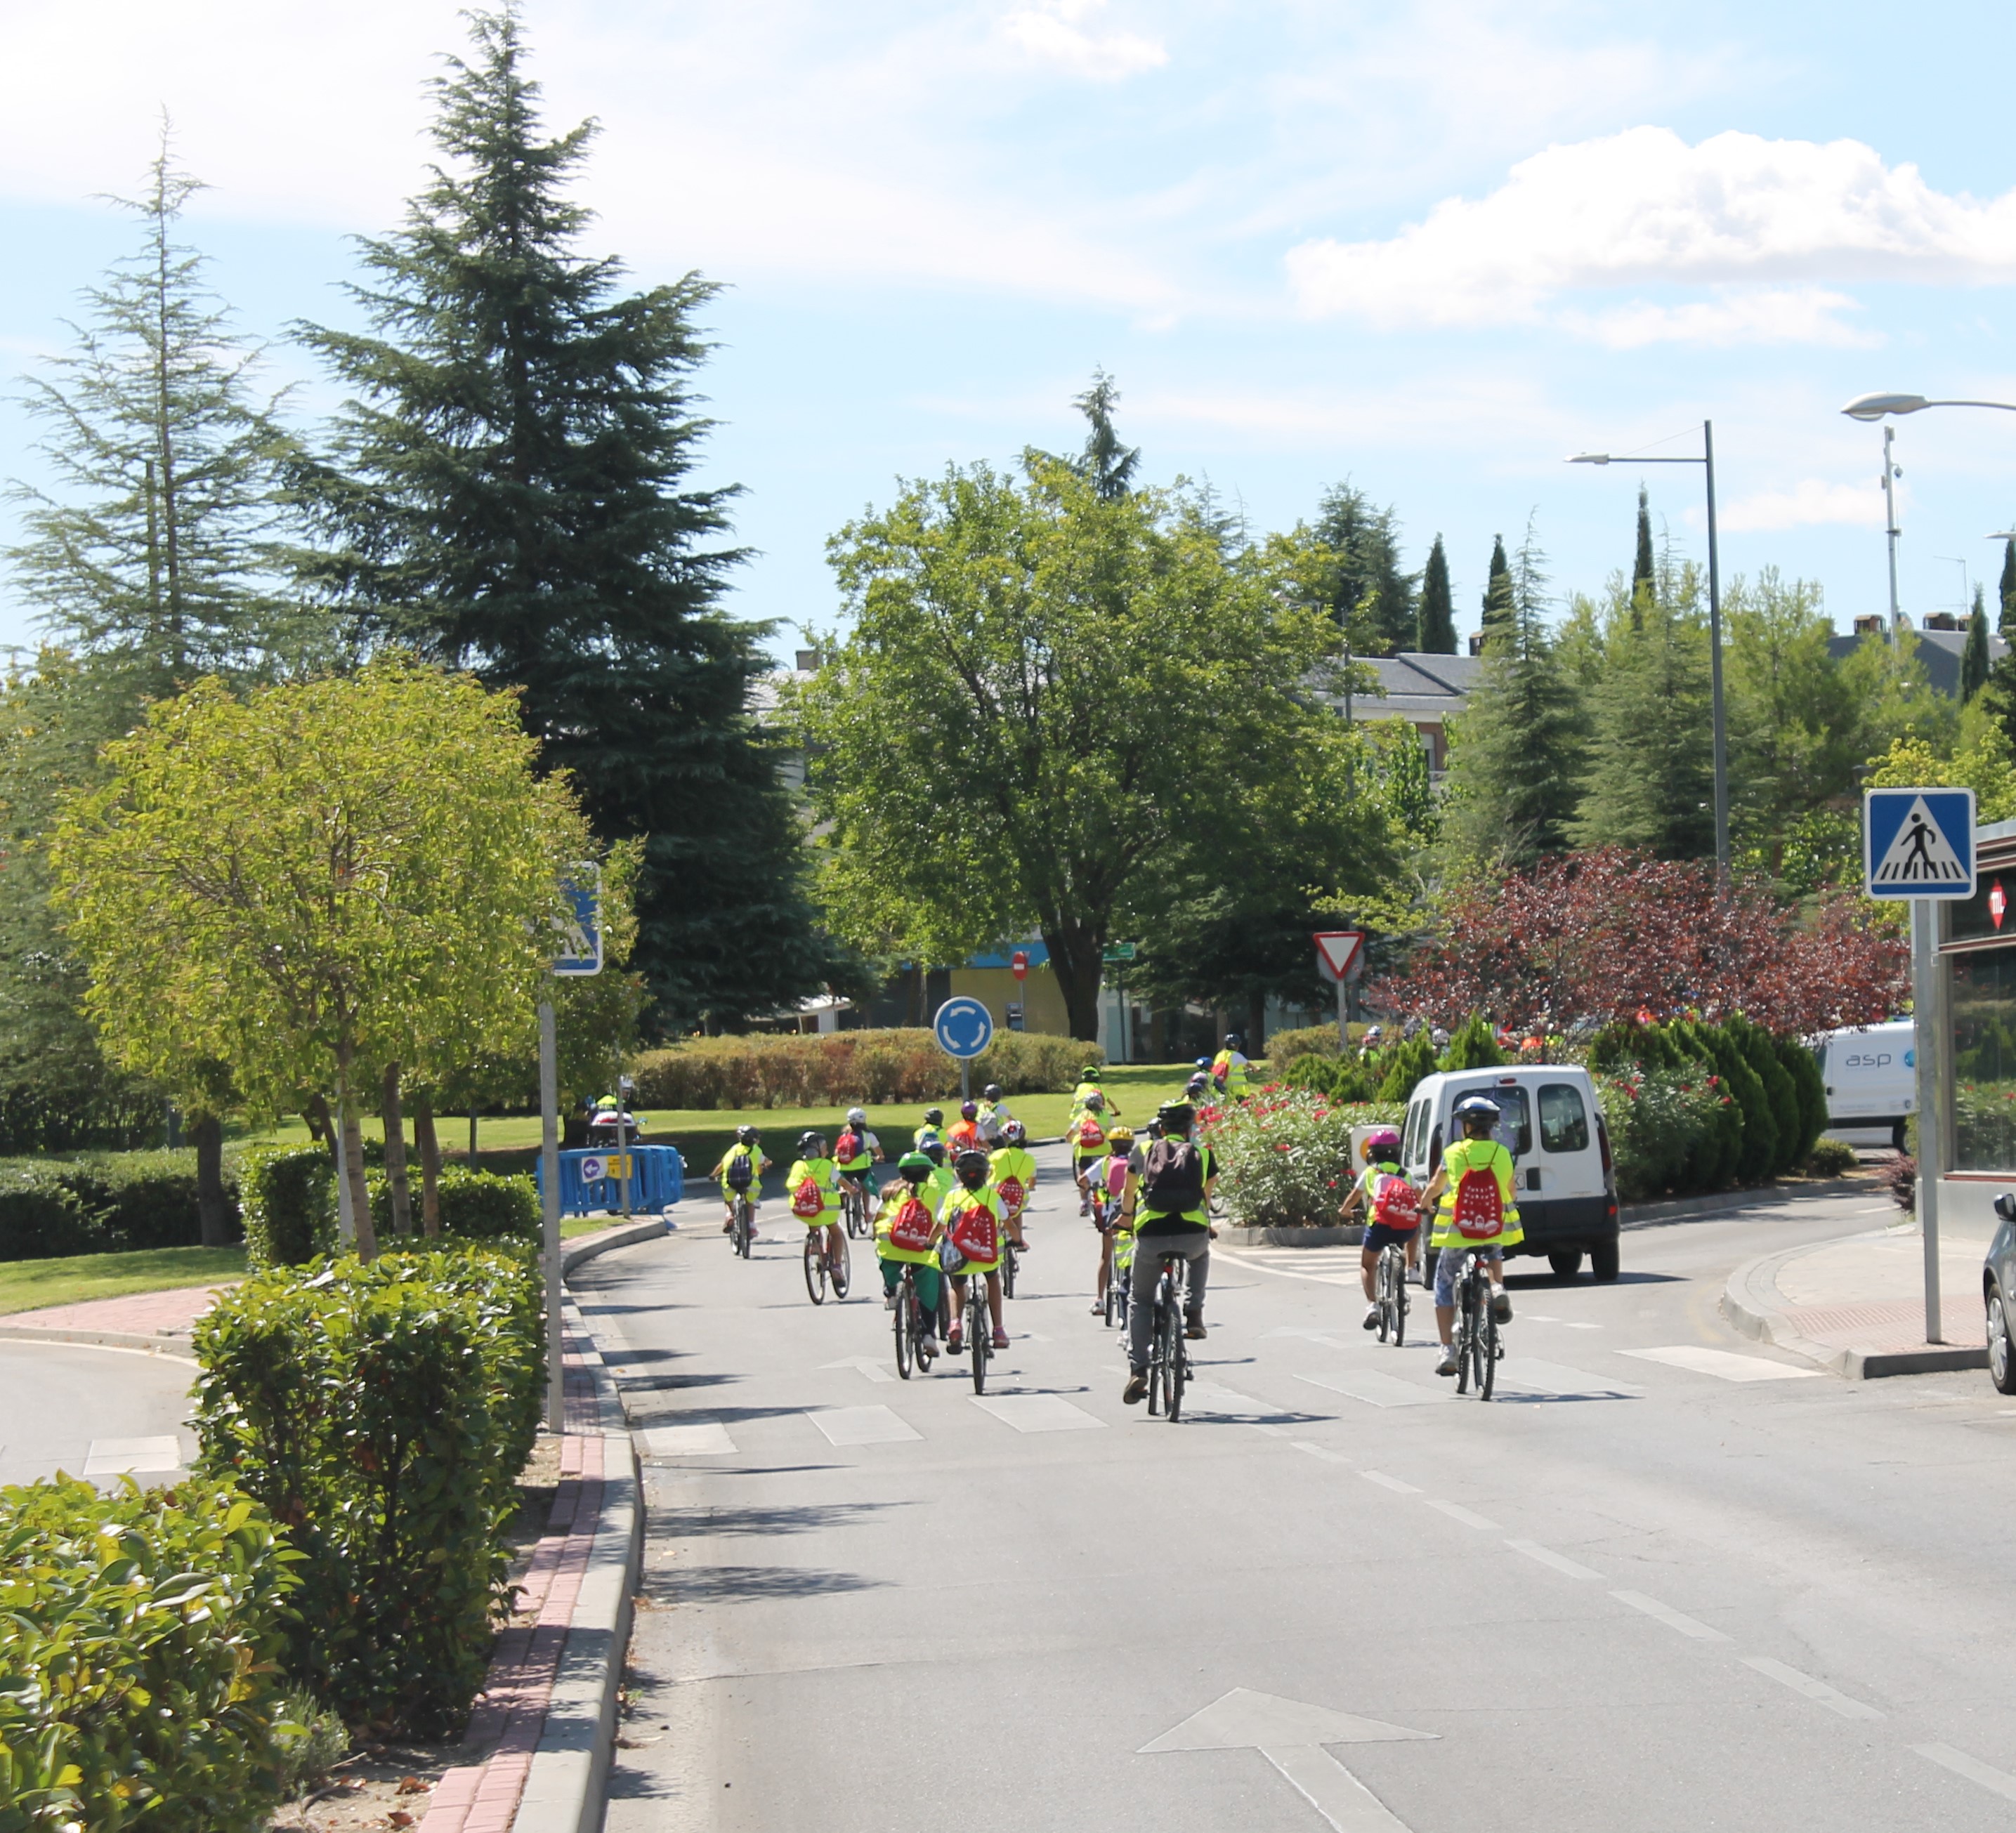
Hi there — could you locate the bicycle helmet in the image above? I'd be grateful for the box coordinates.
[1108,1125,1134,1148]
[922,1140,945,1164]
[1082,1090,1104,1112]
[799,1130,827,1154]
[1186,1072,1210,1095]
[1363,1025,1384,1044]
[960,1100,978,1120]
[983,1084,1002,1103]
[923,1106,944,1126]
[1224,1032,1243,1049]
[846,1106,868,1126]
[1194,1056,1212,1072]
[896,1150,934,1180]
[955,1148,990,1188]
[1001,1119,1026,1145]
[1158,1101,1196,1132]
[1429,1026,1450,1049]
[735,1124,758,1145]
[1081,1065,1102,1081]
[1362,1126,1402,1161]
[1453,1094,1500,1136]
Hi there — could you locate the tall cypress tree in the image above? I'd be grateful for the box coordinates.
[1479,534,1513,644]
[1417,534,1455,653]
[2001,536,2016,640]
[1963,582,1991,701]
[1630,485,1655,629]
[293,8,837,1030]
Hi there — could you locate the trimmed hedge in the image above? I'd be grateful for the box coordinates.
[1281,1053,1380,1103]
[0,1473,294,1832]
[192,1245,544,1734]
[367,1167,539,1243]
[629,1027,1098,1110]
[0,1167,106,1261]
[1265,1025,1342,1067]
[239,1146,334,1269]
[0,1151,242,1263]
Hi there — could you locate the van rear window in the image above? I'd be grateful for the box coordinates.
[1453,1084,1529,1157]
[1539,1083,1590,1154]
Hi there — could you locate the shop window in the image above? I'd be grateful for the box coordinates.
[1949,949,2016,1171]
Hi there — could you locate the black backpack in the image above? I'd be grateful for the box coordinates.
[726,1155,754,1191]
[1141,1138,1205,1209]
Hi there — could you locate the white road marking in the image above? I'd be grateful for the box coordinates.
[1609,1589,1729,1641]
[1264,1745,1417,1831]
[1292,1441,1352,1464]
[1915,1742,2016,1802]
[806,1405,921,1446]
[1505,1539,1601,1580]
[1562,1321,1603,1330]
[1214,1251,1356,1289]
[1185,1380,1266,1412]
[82,1435,182,1476]
[1741,1655,1882,1719]
[1248,1421,1291,1438]
[970,1393,1105,1433]
[641,1421,737,1457]
[820,1355,896,1384]
[1495,1358,1646,1398]
[1297,1369,1439,1409]
[1426,1499,1500,1531]
[1620,1345,1823,1383]
[1361,1469,1420,1494]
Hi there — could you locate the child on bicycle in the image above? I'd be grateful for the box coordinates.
[709,1126,770,1235]
[785,1130,846,1274]
[1087,1124,1137,1315]
[834,1107,883,1209]
[875,1152,943,1340]
[1339,1126,1421,1329]
[1420,1093,1522,1377]
[941,1148,1011,1353]
[1066,1090,1110,1216]
[987,1120,1037,1253]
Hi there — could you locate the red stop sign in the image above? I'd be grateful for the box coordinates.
[1010,950,1028,981]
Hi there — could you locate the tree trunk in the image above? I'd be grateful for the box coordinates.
[381,1062,412,1237]
[469,1110,479,1170]
[1247,994,1266,1057]
[1043,919,1106,1042]
[190,1111,230,1247]
[341,1102,378,1260]
[305,1093,334,1153]
[414,1093,442,1239]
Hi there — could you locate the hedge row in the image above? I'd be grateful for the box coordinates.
[240,1145,540,1267]
[629,1027,1099,1110]
[0,1473,296,1832]
[192,1244,544,1733]
[0,1151,242,1263]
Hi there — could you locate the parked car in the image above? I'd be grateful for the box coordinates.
[1399,1065,1621,1281]
[1986,1194,2016,1395]
[1814,1019,1913,1152]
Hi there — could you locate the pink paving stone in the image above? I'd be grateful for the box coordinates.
[1785,1298,1977,1354]
[8,1281,234,1334]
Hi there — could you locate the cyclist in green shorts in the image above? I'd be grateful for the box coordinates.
[708,1126,770,1234]
[941,1148,1011,1352]
[875,1152,943,1339]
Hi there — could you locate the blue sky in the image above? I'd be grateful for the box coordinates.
[6,0,2016,660]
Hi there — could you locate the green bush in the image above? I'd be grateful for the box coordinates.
[1774,1034,1829,1166]
[367,1167,540,1244]
[1727,1015,1801,1177]
[239,1146,334,1269]
[1264,1025,1342,1067]
[191,1245,544,1734]
[1375,1031,1439,1103]
[1599,1068,1733,1202]
[1283,1054,1340,1095]
[629,1027,1098,1110]
[1805,1137,1860,1176]
[1438,1013,1507,1072]
[1205,1088,1403,1228]
[0,1077,166,1156]
[0,1473,294,1832]
[0,1165,108,1261]
[0,1152,243,1260]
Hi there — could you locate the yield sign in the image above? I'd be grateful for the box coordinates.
[1313,930,1366,983]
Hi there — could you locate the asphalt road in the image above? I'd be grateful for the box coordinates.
[580,1147,2016,1833]
[0,1342,197,1485]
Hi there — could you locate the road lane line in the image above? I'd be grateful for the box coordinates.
[1426,1499,1500,1530]
[806,1406,921,1447]
[1740,1655,1882,1719]
[1360,1470,1420,1494]
[970,1393,1105,1433]
[1621,1346,1822,1383]
[1505,1539,1600,1580]
[1293,1441,1351,1464]
[1915,1742,2016,1802]
[1297,1369,1439,1409]
[1609,1590,1729,1641]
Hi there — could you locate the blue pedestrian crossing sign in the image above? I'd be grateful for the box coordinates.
[932,996,994,1060]
[1864,787,1976,899]
[551,864,603,975]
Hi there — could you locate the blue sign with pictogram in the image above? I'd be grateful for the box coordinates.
[932,996,994,1060]
[552,864,603,974]
[1863,788,1976,900]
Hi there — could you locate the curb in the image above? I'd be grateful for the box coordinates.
[1721,1228,1989,1379]
[1621,1177,1879,1231]
[1222,1224,1363,1249]
[0,1323,199,1361]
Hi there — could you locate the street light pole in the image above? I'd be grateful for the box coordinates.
[1566,421,1729,875]
[1881,424,1903,631]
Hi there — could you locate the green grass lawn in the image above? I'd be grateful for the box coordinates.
[0,1245,247,1315]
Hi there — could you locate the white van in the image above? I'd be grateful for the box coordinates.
[1814,1020,1913,1150]
[1399,1065,1621,1281]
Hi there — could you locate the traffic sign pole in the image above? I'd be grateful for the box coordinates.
[1912,900,1946,1344]
[539,998,563,1434]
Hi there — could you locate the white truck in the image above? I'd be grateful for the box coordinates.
[1813,1020,1914,1151]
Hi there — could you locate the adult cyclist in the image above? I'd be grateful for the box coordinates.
[1212,1033,1252,1101]
[941,1148,1011,1353]
[1338,1125,1421,1328]
[785,1130,848,1280]
[709,1125,770,1235]
[1420,1093,1521,1376]
[1122,1101,1217,1405]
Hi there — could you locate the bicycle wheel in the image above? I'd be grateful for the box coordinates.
[1156,1274,1179,1418]
[832,1235,851,1300]
[1454,1272,1474,1395]
[1477,1301,1498,1401]
[1146,1284,1165,1417]
[1002,1244,1017,1301]
[736,1197,753,1258]
[894,1277,914,1379]
[970,1280,988,1394]
[1390,1249,1407,1348]
[802,1231,826,1304]
[1375,1249,1394,1343]
[1169,1275,1188,1423]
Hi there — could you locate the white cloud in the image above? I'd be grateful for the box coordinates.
[1287,126,2016,338]
[1718,478,1890,533]
[1562,288,1878,350]
[997,1,1167,81]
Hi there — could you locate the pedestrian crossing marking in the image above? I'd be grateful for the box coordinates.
[1621,1345,1821,1383]
[1493,1358,1645,1398]
[82,1435,182,1476]
[806,1405,921,1446]
[1297,1368,1439,1408]
[641,1421,737,1457]
[970,1393,1104,1433]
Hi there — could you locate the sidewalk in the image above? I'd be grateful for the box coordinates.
[0,1281,230,1356]
[1723,1215,1993,1378]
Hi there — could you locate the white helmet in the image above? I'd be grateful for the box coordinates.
[846,1106,868,1126]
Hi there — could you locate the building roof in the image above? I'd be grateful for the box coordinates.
[1826,626,2006,699]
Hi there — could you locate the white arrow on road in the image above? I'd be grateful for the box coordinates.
[820,1356,895,1384]
[1141,1688,1433,1831]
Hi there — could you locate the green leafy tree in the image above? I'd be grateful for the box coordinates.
[1417,534,1455,653]
[1630,485,1655,627]
[1479,533,1512,643]
[1964,583,1991,702]
[1314,482,1415,657]
[291,7,831,1032]
[50,661,592,1256]
[794,441,1357,1040]
[1441,521,1586,869]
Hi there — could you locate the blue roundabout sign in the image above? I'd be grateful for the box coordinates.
[932,996,995,1060]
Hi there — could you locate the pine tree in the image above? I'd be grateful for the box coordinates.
[1963,583,1991,702]
[1314,482,1415,656]
[1630,485,1655,629]
[1479,534,1513,645]
[1441,520,1585,869]
[2001,537,2016,640]
[292,8,839,1030]
[1417,534,1455,653]
[1073,369,1140,501]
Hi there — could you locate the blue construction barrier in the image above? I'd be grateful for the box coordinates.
[535,1144,684,1218]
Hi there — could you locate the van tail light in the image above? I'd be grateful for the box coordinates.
[1597,1117,1613,1176]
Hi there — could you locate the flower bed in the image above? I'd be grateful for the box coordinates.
[1204,1086,1403,1230]
[1598,1067,1734,1202]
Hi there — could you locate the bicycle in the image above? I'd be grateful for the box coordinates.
[962,1273,993,1393]
[893,1263,937,1379]
[1451,1250,1499,1400]
[1098,1198,1129,1327]
[728,1192,754,1259]
[839,1177,872,1240]
[1144,1249,1192,1421]
[1000,1224,1022,1300]
[802,1226,851,1305]
[1373,1239,1408,1346]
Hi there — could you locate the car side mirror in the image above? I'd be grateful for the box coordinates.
[1996,1193,2016,1223]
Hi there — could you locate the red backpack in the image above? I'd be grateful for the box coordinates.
[1450,1163,1505,1240]
[834,1128,861,1162]
[948,1200,999,1264]
[791,1176,826,1219]
[1075,1116,1105,1151]
[1370,1171,1422,1231]
[886,1195,934,1253]
[995,1174,1027,1214]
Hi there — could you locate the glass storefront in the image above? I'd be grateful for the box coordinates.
[1948,944,2016,1170]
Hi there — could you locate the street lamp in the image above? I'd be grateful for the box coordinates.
[1566,422,1728,875]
